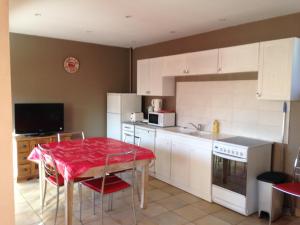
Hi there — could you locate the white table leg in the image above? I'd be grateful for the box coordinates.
[140,164,149,209]
[64,178,74,225]
[38,161,44,209]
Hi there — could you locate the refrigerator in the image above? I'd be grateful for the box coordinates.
[107,93,141,140]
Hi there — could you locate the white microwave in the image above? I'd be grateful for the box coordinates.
[148,112,175,127]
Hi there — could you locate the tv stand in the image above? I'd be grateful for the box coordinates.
[14,132,72,182]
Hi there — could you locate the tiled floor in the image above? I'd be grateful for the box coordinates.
[14,177,300,225]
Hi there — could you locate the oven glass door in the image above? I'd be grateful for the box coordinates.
[213,153,247,196]
[148,114,159,125]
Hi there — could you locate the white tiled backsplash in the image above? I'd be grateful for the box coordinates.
[176,80,290,143]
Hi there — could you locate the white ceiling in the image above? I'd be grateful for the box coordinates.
[9,0,300,48]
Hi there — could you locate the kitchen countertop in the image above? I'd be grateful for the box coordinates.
[122,121,233,141]
[161,126,233,141]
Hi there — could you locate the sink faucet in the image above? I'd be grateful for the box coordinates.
[189,123,202,131]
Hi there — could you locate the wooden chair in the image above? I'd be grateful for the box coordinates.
[79,149,137,225]
[57,131,85,142]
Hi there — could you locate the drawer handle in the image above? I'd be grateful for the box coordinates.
[23,157,27,160]
[22,144,27,148]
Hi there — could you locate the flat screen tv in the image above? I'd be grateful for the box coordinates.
[15,103,64,135]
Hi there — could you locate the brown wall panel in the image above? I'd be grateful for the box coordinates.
[10,33,130,137]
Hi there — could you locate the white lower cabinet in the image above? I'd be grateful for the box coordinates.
[135,126,156,173]
[155,133,172,181]
[171,137,190,187]
[155,130,213,202]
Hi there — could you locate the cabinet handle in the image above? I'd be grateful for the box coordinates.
[22,144,27,148]
[218,68,222,72]
[256,91,261,97]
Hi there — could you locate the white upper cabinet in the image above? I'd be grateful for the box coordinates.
[257,38,300,101]
[162,49,218,76]
[137,57,175,96]
[185,49,219,75]
[162,54,186,76]
[218,43,259,74]
[137,59,150,95]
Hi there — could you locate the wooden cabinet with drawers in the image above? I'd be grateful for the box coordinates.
[15,133,72,182]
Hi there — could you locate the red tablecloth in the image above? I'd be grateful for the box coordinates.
[28,137,155,181]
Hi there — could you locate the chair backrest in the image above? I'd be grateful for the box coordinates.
[57,131,85,142]
[101,149,137,192]
[293,148,300,181]
[123,133,141,146]
[38,144,59,182]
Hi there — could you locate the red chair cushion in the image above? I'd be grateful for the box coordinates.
[47,174,64,186]
[46,174,92,187]
[82,175,130,194]
[274,182,300,197]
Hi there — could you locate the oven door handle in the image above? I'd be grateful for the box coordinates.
[213,151,247,163]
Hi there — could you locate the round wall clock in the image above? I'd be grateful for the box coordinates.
[64,57,80,74]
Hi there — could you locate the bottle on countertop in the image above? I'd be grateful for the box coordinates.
[212,120,220,134]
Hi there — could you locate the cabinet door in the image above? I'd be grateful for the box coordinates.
[135,127,156,173]
[189,141,212,201]
[155,133,172,179]
[218,43,259,73]
[171,137,190,187]
[185,49,218,75]
[257,38,294,100]
[137,59,151,95]
[162,54,186,76]
[149,57,164,96]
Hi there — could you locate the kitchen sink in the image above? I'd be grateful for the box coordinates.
[165,127,212,137]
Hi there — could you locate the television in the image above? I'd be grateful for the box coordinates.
[15,103,64,135]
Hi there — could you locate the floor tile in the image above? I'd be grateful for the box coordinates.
[173,205,207,221]
[15,211,42,225]
[149,179,169,189]
[151,211,188,225]
[212,208,246,224]
[13,177,300,225]
[192,200,224,214]
[156,195,188,210]
[141,202,168,217]
[160,185,184,195]
[194,215,231,225]
[148,189,171,202]
[175,192,200,204]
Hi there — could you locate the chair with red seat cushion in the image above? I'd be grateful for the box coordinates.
[79,149,137,225]
[272,148,300,223]
[39,144,92,225]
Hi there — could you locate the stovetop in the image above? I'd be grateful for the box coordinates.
[217,136,272,148]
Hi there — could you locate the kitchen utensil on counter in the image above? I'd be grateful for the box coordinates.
[151,99,163,112]
[130,112,144,122]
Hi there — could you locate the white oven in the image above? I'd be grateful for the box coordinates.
[212,137,272,216]
[148,112,175,127]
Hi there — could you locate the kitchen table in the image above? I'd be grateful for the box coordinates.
[28,137,155,225]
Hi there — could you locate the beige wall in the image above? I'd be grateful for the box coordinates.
[10,33,130,137]
[0,0,15,224]
[133,12,300,175]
